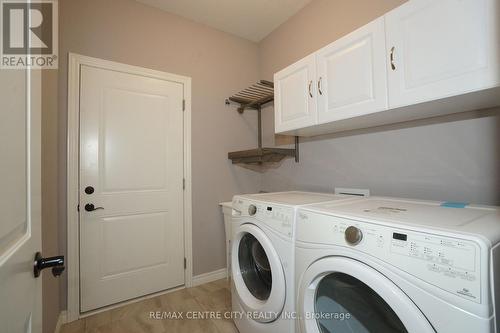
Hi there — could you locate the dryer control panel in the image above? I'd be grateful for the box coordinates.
[390,232,476,278]
[296,211,483,304]
[232,198,294,238]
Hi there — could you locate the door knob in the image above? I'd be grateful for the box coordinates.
[84,203,104,212]
[34,252,65,278]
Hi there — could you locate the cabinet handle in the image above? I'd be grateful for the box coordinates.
[318,77,323,95]
[390,46,396,71]
[308,80,313,98]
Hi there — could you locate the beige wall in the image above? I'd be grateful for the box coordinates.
[258,0,500,206]
[54,0,262,313]
[42,69,60,333]
[41,15,61,332]
[42,0,500,329]
[259,0,404,79]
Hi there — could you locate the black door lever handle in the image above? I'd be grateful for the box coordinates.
[85,203,104,212]
[34,252,65,278]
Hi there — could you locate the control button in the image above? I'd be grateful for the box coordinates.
[427,264,440,272]
[443,269,457,278]
[345,226,363,245]
[248,205,257,216]
[466,274,476,281]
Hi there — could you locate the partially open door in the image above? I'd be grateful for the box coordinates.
[0,67,43,331]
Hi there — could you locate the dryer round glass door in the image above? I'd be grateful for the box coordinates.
[298,257,435,333]
[238,233,272,300]
[232,223,286,322]
[315,273,406,332]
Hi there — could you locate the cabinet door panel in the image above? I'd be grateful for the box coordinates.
[386,0,500,108]
[274,54,317,133]
[317,17,388,123]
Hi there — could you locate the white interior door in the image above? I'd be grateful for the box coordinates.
[274,54,318,134]
[385,0,500,108]
[0,68,42,331]
[79,65,185,312]
[316,17,388,123]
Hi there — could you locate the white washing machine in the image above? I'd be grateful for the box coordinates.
[294,197,500,333]
[230,191,361,333]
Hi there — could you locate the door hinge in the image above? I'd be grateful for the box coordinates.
[184,258,187,269]
[183,178,185,190]
[77,204,80,212]
[182,99,185,111]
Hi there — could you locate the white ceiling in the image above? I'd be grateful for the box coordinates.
[136,0,312,42]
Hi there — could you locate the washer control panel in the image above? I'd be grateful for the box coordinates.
[232,198,294,237]
[296,211,482,303]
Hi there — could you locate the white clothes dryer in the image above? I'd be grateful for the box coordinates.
[294,197,500,333]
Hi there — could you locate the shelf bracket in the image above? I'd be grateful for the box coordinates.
[295,136,299,163]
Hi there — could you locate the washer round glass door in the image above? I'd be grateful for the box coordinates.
[298,257,435,333]
[232,223,286,322]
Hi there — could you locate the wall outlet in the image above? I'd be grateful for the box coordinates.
[334,187,370,197]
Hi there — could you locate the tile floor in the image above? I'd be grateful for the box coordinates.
[60,279,238,333]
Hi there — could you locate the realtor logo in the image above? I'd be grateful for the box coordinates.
[1,0,58,68]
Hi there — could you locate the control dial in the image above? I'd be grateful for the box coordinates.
[345,226,363,245]
[248,204,257,216]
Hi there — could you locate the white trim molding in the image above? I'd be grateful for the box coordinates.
[66,53,193,322]
[192,268,228,286]
[53,311,67,333]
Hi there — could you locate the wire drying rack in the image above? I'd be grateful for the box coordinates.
[226,81,299,165]
[227,80,275,113]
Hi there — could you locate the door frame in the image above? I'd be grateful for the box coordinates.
[66,53,193,322]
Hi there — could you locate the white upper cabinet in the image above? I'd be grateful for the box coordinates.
[274,0,500,136]
[385,0,500,108]
[317,17,388,123]
[274,54,317,133]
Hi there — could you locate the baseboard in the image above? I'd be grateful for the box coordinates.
[192,268,227,286]
[53,310,67,333]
